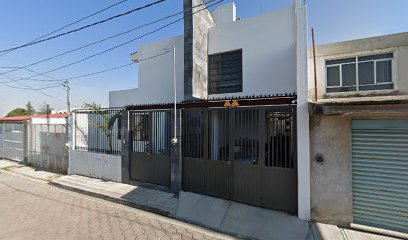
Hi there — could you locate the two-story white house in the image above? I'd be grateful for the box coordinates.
[109,0,310,221]
[308,32,408,235]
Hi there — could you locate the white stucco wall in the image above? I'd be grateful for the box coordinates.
[68,150,122,182]
[212,2,236,25]
[110,4,298,106]
[307,32,408,100]
[208,5,297,98]
[109,35,184,107]
[31,117,66,125]
[295,0,310,221]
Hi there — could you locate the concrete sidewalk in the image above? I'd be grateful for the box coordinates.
[51,174,315,240]
[0,159,61,182]
[51,174,403,240]
[315,222,405,240]
[1,159,403,240]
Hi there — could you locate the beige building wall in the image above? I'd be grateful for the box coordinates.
[308,32,408,100]
[310,115,352,225]
[308,32,408,226]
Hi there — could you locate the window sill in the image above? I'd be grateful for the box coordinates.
[323,89,398,99]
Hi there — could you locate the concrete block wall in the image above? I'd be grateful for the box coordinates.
[183,0,215,100]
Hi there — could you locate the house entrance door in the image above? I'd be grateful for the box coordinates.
[129,110,171,188]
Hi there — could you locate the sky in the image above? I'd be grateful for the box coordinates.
[0,0,407,116]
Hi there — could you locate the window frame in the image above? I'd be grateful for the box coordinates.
[325,52,394,93]
[208,49,243,95]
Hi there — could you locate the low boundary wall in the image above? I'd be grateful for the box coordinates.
[68,150,122,182]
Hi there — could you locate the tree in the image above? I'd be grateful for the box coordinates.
[83,103,121,153]
[25,101,35,115]
[37,103,53,114]
[6,108,27,117]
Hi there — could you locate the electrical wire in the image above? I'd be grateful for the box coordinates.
[9,0,224,82]
[0,49,173,83]
[0,0,166,54]
[66,49,173,80]
[0,0,220,77]
[0,49,175,104]
[0,0,130,58]
[0,70,65,102]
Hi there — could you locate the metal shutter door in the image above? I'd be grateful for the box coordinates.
[352,120,408,233]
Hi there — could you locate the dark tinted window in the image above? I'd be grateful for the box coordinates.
[326,57,355,65]
[376,60,392,83]
[209,50,242,94]
[358,53,393,62]
[358,62,374,85]
[342,64,356,86]
[327,66,340,86]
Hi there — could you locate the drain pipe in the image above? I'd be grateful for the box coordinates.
[312,28,318,102]
[171,46,178,146]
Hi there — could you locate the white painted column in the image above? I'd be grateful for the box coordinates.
[295,0,311,220]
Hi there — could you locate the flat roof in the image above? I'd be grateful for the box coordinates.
[0,113,69,122]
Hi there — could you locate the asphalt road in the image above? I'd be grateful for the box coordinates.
[0,171,225,240]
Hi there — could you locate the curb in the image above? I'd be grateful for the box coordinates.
[48,181,172,217]
[48,181,248,240]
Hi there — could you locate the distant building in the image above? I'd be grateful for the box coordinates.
[0,113,68,170]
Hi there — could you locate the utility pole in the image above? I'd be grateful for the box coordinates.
[46,104,50,169]
[63,80,71,156]
[63,80,71,114]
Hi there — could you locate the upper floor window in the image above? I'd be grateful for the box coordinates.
[326,53,393,93]
[209,49,242,94]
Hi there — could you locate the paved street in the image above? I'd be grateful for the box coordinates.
[0,171,227,240]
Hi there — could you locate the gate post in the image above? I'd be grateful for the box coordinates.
[170,109,182,193]
[121,110,130,184]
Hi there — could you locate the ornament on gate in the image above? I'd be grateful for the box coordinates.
[231,100,239,107]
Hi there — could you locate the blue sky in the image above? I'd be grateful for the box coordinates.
[0,0,407,116]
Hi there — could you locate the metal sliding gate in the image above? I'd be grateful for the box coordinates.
[129,110,172,188]
[182,105,297,213]
[1,122,25,162]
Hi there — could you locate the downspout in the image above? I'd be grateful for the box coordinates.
[311,28,318,102]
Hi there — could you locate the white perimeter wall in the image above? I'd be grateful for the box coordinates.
[31,117,66,125]
[109,35,184,107]
[208,6,297,98]
[68,150,122,182]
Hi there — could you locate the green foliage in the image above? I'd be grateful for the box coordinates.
[25,101,36,115]
[37,103,53,114]
[83,103,121,153]
[6,108,27,117]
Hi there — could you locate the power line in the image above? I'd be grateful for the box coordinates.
[0,68,62,83]
[0,0,166,54]
[0,49,173,83]
[0,0,220,77]
[11,0,225,82]
[0,73,65,102]
[0,50,177,106]
[0,0,130,58]
[0,83,62,91]
[66,49,173,80]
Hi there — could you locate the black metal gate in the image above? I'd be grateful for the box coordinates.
[129,110,171,188]
[182,105,297,213]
